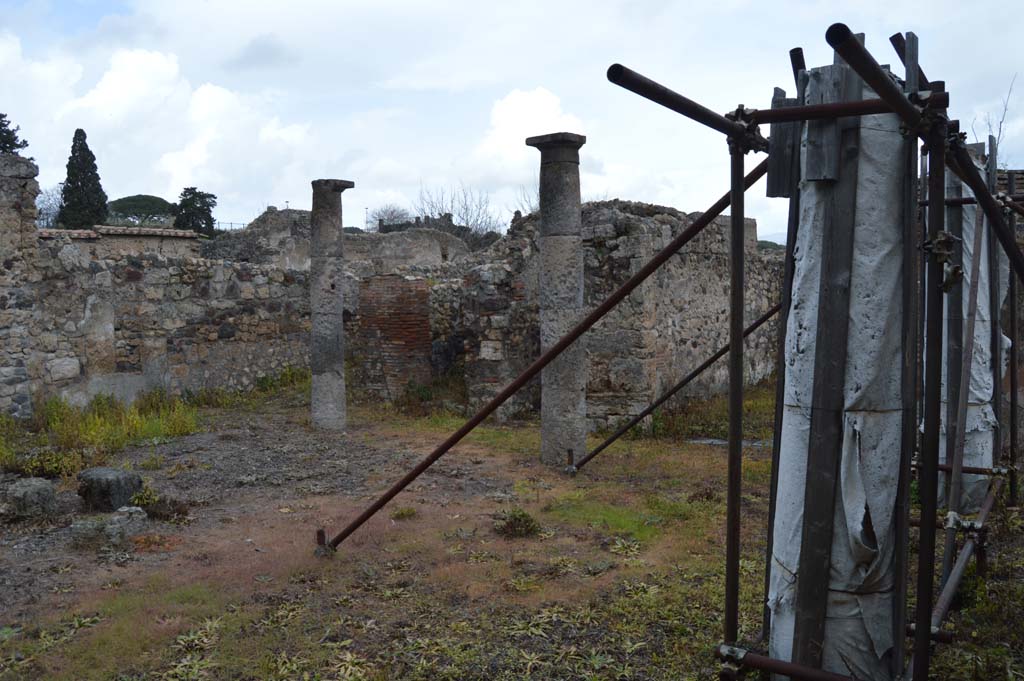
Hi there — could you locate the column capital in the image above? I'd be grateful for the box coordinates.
[525,132,586,164]
[311,179,355,193]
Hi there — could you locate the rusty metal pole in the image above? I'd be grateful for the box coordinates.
[724,130,746,646]
[913,116,948,681]
[941,203,986,584]
[1010,171,1020,506]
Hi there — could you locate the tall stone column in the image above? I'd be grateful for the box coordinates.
[526,132,587,467]
[310,179,354,431]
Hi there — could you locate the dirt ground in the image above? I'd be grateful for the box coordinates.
[1,387,1021,680]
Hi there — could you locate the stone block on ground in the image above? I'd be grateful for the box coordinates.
[2,477,57,518]
[77,467,143,512]
[69,506,147,548]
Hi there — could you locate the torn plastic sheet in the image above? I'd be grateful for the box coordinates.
[933,163,1010,512]
[768,83,907,679]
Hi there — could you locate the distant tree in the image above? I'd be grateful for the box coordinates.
[36,184,63,229]
[173,187,217,236]
[0,113,29,154]
[413,182,503,250]
[369,203,412,230]
[57,129,107,229]
[108,194,175,226]
[510,182,539,216]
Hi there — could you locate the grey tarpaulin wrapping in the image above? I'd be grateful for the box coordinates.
[936,158,1010,513]
[767,84,908,678]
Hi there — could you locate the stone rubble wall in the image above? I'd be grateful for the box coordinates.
[2,153,781,430]
[0,155,43,419]
[460,201,781,429]
[202,206,470,274]
[0,156,310,419]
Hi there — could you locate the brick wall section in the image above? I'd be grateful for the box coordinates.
[350,275,433,400]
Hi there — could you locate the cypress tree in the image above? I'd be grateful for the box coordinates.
[0,114,29,154]
[57,128,108,229]
[173,187,218,236]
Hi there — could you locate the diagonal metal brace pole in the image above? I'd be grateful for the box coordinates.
[573,302,781,473]
[319,159,770,551]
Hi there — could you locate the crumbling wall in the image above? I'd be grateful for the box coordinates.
[3,153,781,427]
[203,207,470,274]
[37,227,201,260]
[0,155,44,419]
[462,201,780,428]
[0,156,310,418]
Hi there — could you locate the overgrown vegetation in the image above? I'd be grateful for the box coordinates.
[0,392,198,478]
[617,376,777,443]
[187,366,311,409]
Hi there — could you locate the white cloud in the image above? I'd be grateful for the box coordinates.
[472,87,586,185]
[3,0,1021,238]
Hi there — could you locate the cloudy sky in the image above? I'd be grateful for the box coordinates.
[2,0,1020,241]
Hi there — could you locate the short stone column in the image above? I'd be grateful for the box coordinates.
[310,179,354,431]
[526,132,587,467]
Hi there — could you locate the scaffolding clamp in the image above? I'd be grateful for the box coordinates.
[725,106,770,154]
[944,511,982,532]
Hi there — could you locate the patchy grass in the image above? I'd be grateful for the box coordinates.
[5,371,1021,680]
[390,506,418,521]
[929,501,1024,679]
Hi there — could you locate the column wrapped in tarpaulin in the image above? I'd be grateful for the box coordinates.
[936,151,1009,513]
[767,70,909,679]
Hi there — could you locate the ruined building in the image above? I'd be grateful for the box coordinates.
[1,152,781,429]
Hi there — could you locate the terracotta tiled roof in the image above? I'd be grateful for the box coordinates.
[94,225,200,238]
[36,226,201,239]
[37,229,98,239]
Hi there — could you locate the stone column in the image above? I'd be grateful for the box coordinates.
[0,154,41,420]
[310,179,354,431]
[526,132,587,467]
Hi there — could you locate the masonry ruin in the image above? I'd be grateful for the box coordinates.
[0,156,781,433]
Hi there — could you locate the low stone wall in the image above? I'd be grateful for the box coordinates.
[0,156,309,419]
[37,226,201,260]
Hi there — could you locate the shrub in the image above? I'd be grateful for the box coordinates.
[493,508,541,538]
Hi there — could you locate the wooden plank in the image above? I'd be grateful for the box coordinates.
[767,87,800,198]
[803,65,845,181]
[791,62,862,669]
